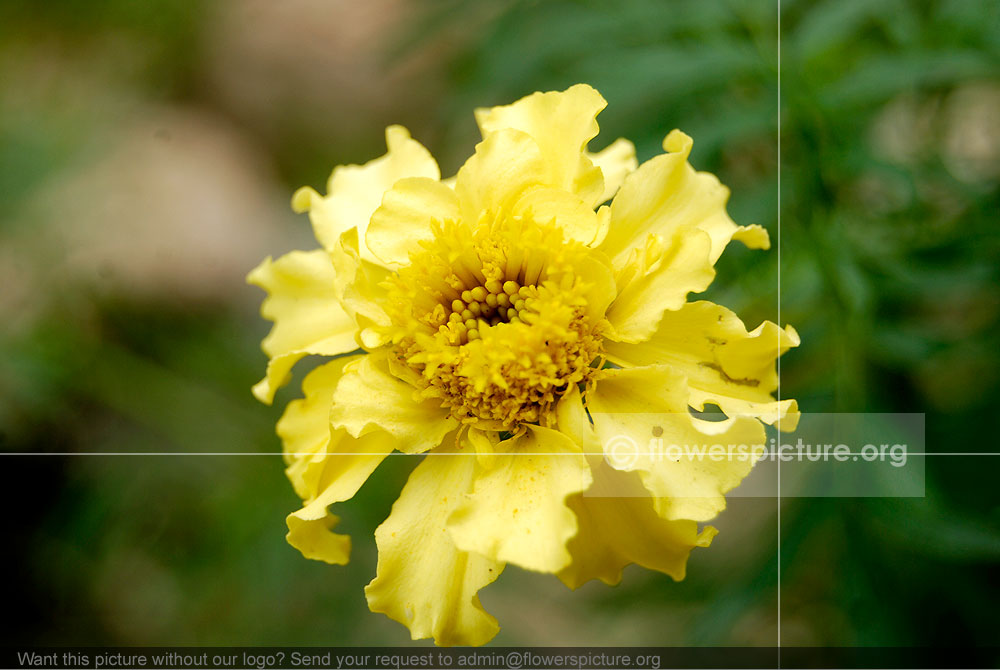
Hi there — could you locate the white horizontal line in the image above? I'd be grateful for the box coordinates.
[0,452,996,457]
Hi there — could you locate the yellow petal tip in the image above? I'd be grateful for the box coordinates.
[697,525,719,547]
[251,377,275,405]
[785,323,802,347]
[774,399,801,432]
[732,223,771,250]
[291,186,319,213]
[286,511,352,565]
[385,124,413,149]
[246,256,273,286]
[663,129,693,154]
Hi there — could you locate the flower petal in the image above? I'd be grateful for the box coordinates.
[285,430,393,566]
[454,128,549,223]
[558,461,717,588]
[292,125,439,264]
[474,83,608,206]
[279,355,361,500]
[278,359,395,564]
[600,130,768,265]
[286,510,351,565]
[576,249,619,324]
[366,177,461,266]
[606,301,800,430]
[455,126,607,245]
[279,358,395,500]
[587,137,638,205]
[604,226,716,343]
[247,250,358,404]
[328,229,393,350]
[365,442,504,647]
[587,365,765,521]
[447,425,592,574]
[554,383,593,450]
[554,388,719,585]
[512,186,606,246]
[285,424,391,564]
[330,352,457,453]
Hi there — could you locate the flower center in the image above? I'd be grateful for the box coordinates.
[383,215,606,430]
[440,279,541,344]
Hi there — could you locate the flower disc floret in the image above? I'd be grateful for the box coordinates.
[383,214,606,429]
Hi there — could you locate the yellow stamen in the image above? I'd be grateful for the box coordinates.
[382,217,605,429]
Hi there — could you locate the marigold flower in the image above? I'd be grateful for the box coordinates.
[249,84,799,646]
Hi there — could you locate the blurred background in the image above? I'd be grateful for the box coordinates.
[1,0,998,650]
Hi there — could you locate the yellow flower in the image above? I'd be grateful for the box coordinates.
[249,84,799,646]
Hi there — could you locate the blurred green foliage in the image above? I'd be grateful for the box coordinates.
[1,0,998,651]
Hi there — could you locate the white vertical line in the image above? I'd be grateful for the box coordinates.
[776,0,783,663]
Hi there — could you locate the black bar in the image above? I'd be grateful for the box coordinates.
[3,647,999,669]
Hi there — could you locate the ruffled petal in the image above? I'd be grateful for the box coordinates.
[554,384,592,450]
[587,138,638,205]
[606,301,800,430]
[285,510,351,565]
[247,250,358,404]
[330,352,457,453]
[285,423,393,564]
[447,425,592,574]
[466,426,500,470]
[558,461,717,588]
[600,130,769,265]
[454,128,549,224]
[587,365,765,522]
[474,83,608,206]
[292,125,439,265]
[553,388,718,586]
[328,229,393,350]
[454,127,606,244]
[366,177,461,266]
[278,359,395,564]
[556,387,716,589]
[576,249,619,324]
[512,186,606,246]
[604,227,716,343]
[284,425,391,565]
[365,442,504,647]
[279,355,361,500]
